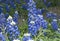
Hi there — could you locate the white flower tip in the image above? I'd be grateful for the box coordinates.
[0,32,2,34]
[24,33,31,36]
[30,21,35,24]
[38,14,43,18]
[27,39,34,41]
[15,11,18,14]
[7,15,12,20]
[10,21,16,25]
[53,19,57,21]
[13,39,20,41]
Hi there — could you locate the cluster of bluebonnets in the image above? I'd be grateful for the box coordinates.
[0,0,60,41]
[0,11,20,41]
[0,0,21,41]
[27,0,60,41]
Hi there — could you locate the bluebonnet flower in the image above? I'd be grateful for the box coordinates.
[38,9,44,15]
[51,13,57,19]
[0,13,6,41]
[41,20,48,29]
[27,0,47,36]
[13,11,19,24]
[46,12,52,18]
[51,19,58,30]
[28,12,40,35]
[22,33,34,41]
[0,13,6,27]
[6,15,20,41]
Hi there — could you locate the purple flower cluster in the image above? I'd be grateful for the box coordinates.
[46,12,57,19]
[5,15,20,41]
[27,0,60,36]
[0,13,7,41]
[0,11,20,41]
[13,11,19,24]
[0,0,20,13]
[43,0,51,7]
[22,33,34,41]
[27,0,48,36]
[51,19,58,30]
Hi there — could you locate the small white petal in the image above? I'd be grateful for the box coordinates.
[30,21,35,24]
[10,21,16,25]
[13,39,20,41]
[38,14,43,18]
[7,15,12,21]
[27,39,34,41]
[15,11,18,14]
[53,19,57,21]
[24,33,31,36]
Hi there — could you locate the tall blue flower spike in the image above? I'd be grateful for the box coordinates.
[51,19,58,30]
[28,0,37,36]
[27,0,49,36]
[0,13,6,41]
[51,13,57,19]
[6,15,20,41]
[28,0,44,36]
[0,13,6,27]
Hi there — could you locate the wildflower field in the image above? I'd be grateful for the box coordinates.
[0,0,60,41]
